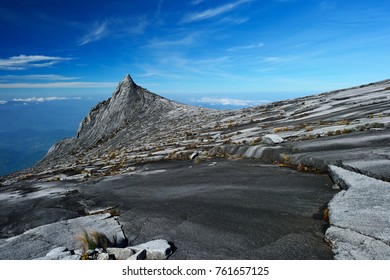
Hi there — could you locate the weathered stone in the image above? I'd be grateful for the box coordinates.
[97,253,110,260]
[262,134,284,145]
[129,239,172,260]
[331,183,341,190]
[106,247,134,260]
[45,247,69,259]
[190,151,199,160]
[127,249,146,260]
[0,213,127,260]
[326,227,390,260]
[326,165,390,259]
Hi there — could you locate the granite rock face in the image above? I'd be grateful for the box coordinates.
[0,213,127,260]
[326,166,390,259]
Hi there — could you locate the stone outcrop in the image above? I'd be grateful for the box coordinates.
[0,213,127,260]
[262,134,284,145]
[325,166,390,260]
[34,239,172,260]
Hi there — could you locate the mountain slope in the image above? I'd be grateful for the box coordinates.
[3,76,390,181]
[37,74,217,170]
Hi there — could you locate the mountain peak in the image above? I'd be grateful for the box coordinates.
[122,74,135,85]
[114,74,137,94]
[68,74,182,149]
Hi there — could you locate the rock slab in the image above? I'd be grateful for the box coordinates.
[326,165,390,259]
[129,239,172,260]
[262,134,284,145]
[0,213,127,260]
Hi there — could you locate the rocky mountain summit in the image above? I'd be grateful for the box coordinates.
[1,75,390,260]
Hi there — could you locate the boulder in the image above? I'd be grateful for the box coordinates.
[106,247,134,260]
[127,249,146,260]
[129,239,172,260]
[97,253,110,260]
[262,134,284,145]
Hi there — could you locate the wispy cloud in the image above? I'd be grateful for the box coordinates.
[191,0,204,5]
[0,55,73,70]
[181,0,252,23]
[195,97,270,107]
[13,97,81,102]
[0,82,117,89]
[263,56,300,63]
[0,100,7,105]
[227,43,264,51]
[147,33,197,48]
[78,17,150,46]
[0,74,80,81]
[220,16,249,25]
[78,21,108,46]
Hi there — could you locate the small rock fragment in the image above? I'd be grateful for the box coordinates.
[106,247,134,260]
[332,183,341,190]
[97,253,110,260]
[129,239,172,260]
[127,249,146,260]
[190,151,199,160]
[262,134,284,145]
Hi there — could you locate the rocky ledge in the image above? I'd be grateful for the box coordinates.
[0,212,174,260]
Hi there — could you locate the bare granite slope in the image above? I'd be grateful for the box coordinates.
[1,75,390,259]
[14,75,388,181]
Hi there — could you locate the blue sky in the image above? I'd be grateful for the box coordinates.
[1,0,390,106]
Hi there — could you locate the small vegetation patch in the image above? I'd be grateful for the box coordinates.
[77,230,111,259]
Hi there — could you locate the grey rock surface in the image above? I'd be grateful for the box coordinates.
[97,252,109,260]
[127,249,147,260]
[1,75,390,260]
[0,213,127,260]
[44,247,70,260]
[326,227,390,260]
[129,239,172,260]
[326,165,390,259]
[262,134,284,145]
[106,247,134,260]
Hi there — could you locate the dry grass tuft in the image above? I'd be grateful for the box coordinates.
[77,229,111,259]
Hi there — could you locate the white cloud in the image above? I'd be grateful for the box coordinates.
[195,97,271,106]
[0,55,73,70]
[147,33,197,48]
[0,74,80,81]
[78,17,150,46]
[13,97,81,103]
[0,82,117,89]
[191,0,204,5]
[227,43,264,51]
[78,21,108,46]
[263,56,300,63]
[220,16,249,25]
[182,0,252,23]
[0,100,7,105]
